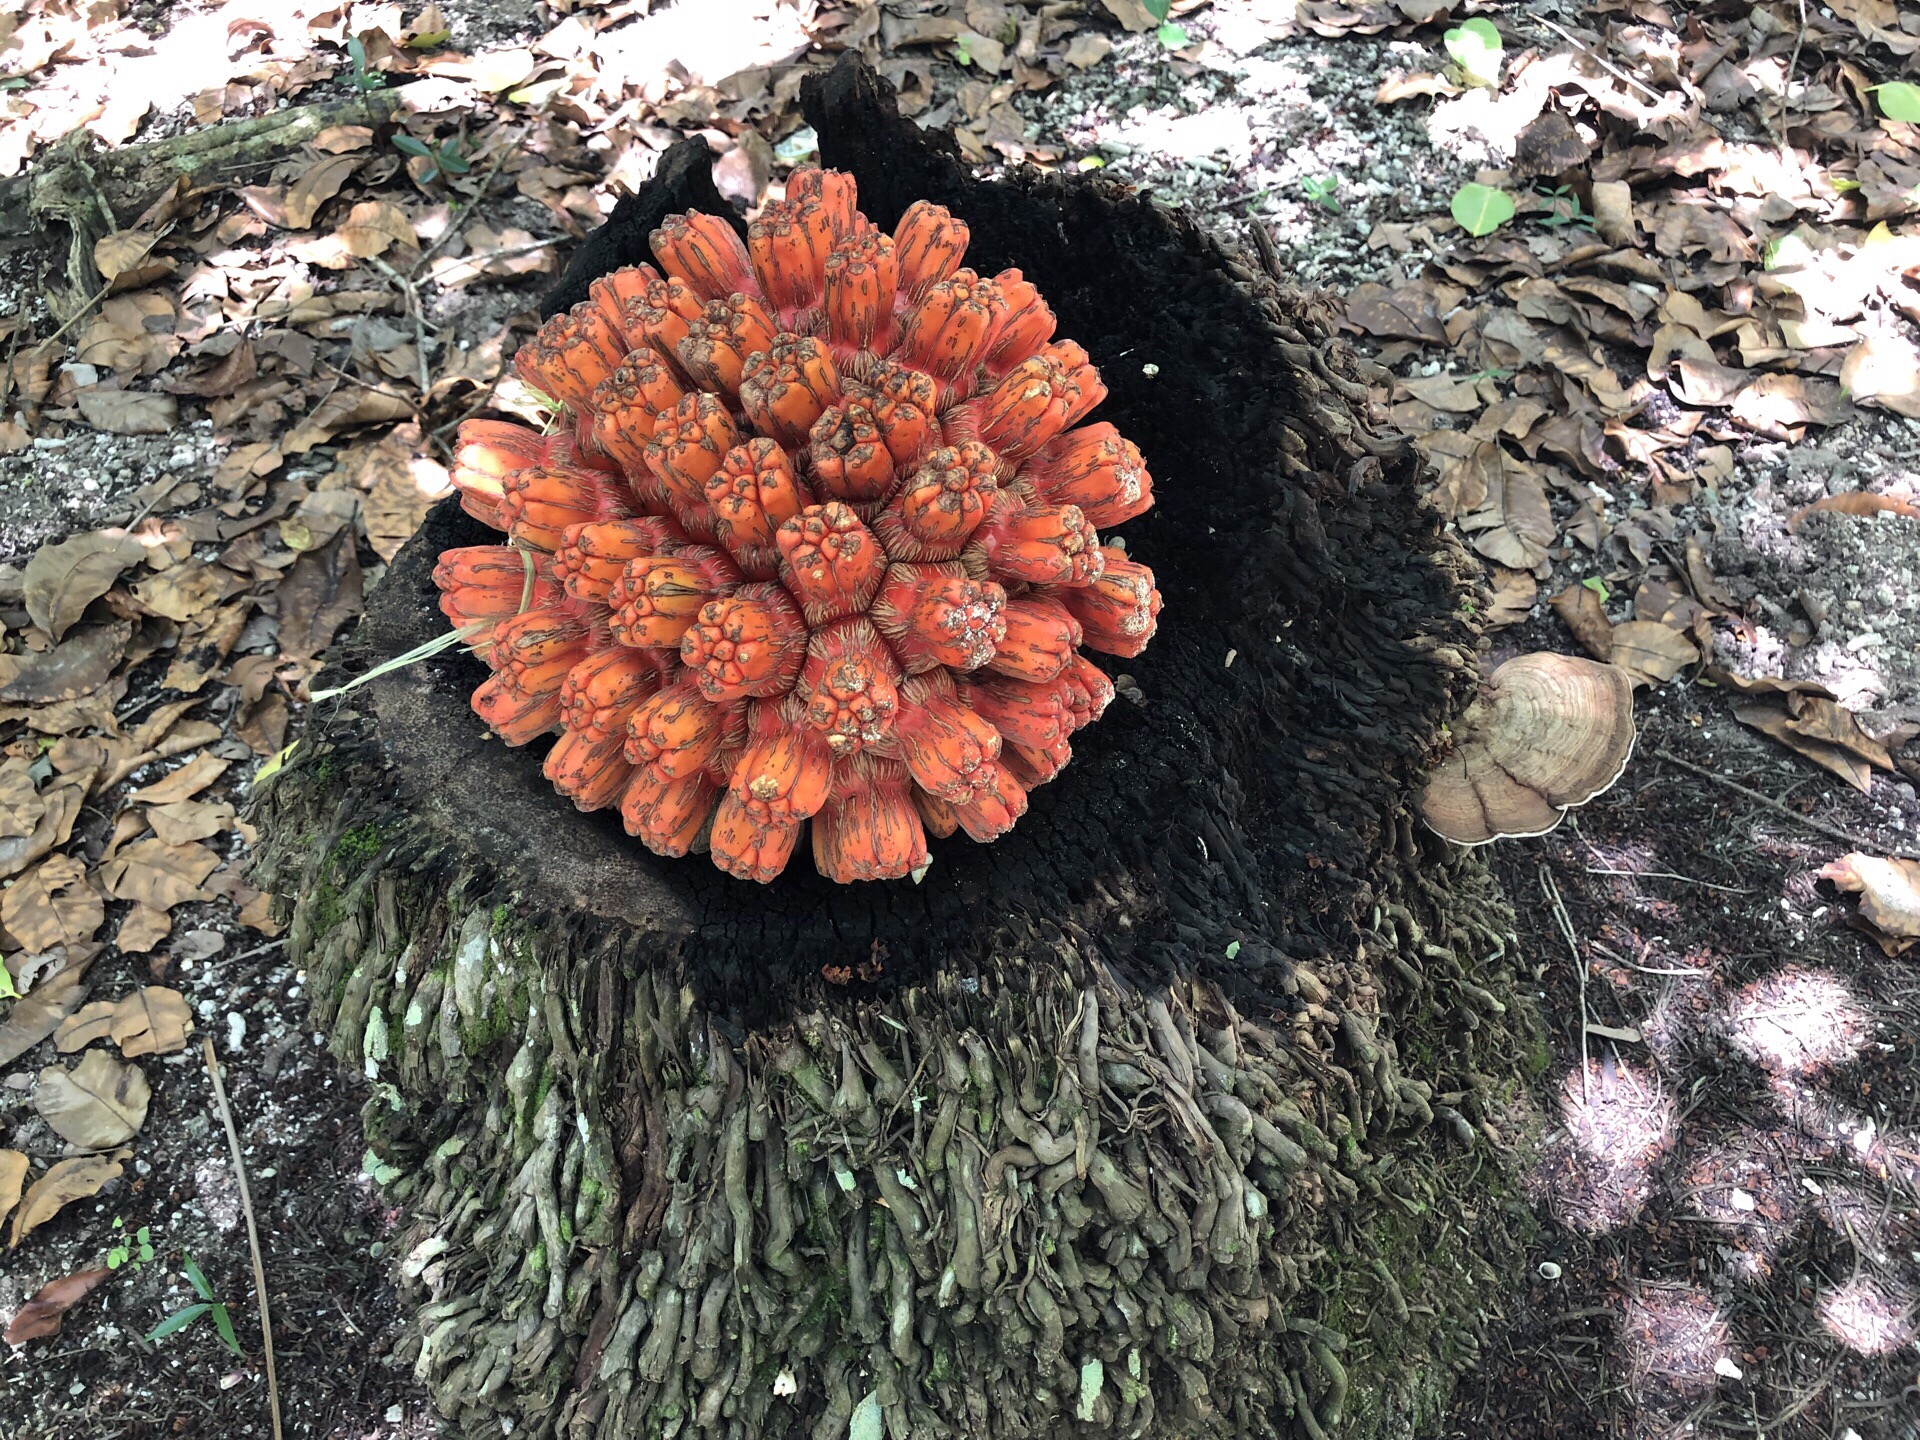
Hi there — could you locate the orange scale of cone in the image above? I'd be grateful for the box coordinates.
[442,168,1159,882]
[811,758,929,883]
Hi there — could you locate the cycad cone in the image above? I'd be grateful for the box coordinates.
[434,167,1162,884]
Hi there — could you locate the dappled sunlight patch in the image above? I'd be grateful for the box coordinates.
[1676,1129,1809,1279]
[1620,1286,1735,1400]
[1817,1276,1917,1357]
[1726,966,1871,1076]
[1530,1059,1677,1233]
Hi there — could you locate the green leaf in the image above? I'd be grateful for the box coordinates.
[148,1303,211,1342]
[1875,81,1920,124]
[392,134,431,158]
[1444,17,1503,87]
[1143,0,1173,19]
[438,146,472,175]
[1449,183,1514,237]
[1581,577,1610,600]
[0,965,17,1000]
[182,1252,215,1302]
[209,1304,243,1357]
[1450,182,1515,237]
[1157,21,1188,47]
[1225,940,1242,960]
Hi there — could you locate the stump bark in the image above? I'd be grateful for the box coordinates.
[252,57,1540,1440]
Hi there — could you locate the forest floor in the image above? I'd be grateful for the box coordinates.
[1,0,1919,1437]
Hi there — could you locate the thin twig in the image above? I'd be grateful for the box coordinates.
[1541,865,1590,1102]
[1532,17,1667,103]
[202,1037,283,1440]
[1777,0,1808,154]
[410,127,529,278]
[1585,867,1751,894]
[1651,749,1895,854]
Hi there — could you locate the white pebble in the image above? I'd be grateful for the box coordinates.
[226,1012,247,1052]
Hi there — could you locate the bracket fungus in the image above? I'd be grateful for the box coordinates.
[1418,652,1635,844]
[435,168,1160,883]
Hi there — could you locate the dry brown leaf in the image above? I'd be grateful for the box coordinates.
[127,752,230,806]
[1457,444,1554,570]
[0,761,40,839]
[146,799,237,845]
[54,999,119,1053]
[130,560,248,623]
[1729,373,1850,439]
[1607,620,1697,688]
[1734,701,1873,792]
[1819,853,1920,955]
[1063,33,1112,67]
[1788,491,1920,531]
[1343,281,1456,344]
[1550,584,1614,661]
[107,987,192,1057]
[5,1268,112,1346]
[34,1051,149,1149]
[99,839,220,911]
[10,1155,122,1247]
[1785,695,1893,771]
[283,154,359,230]
[1484,567,1536,628]
[0,621,129,707]
[336,199,416,259]
[115,903,173,955]
[1841,334,1920,418]
[76,389,178,436]
[283,387,414,455]
[1399,374,1484,412]
[362,442,452,561]
[2,855,103,953]
[278,530,364,660]
[1670,355,1754,407]
[0,1152,25,1237]
[22,531,146,641]
[0,956,93,1066]
[0,782,84,882]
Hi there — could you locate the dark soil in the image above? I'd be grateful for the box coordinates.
[1447,684,1920,1440]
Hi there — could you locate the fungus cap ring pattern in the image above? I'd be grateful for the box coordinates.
[435,168,1162,883]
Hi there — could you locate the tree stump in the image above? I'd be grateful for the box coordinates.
[252,57,1538,1440]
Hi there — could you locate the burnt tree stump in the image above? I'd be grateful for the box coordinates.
[253,56,1537,1440]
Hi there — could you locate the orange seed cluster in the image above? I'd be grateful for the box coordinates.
[436,168,1161,883]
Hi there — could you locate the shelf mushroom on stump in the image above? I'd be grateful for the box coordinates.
[252,56,1545,1440]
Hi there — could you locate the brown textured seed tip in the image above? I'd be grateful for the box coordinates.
[1418,652,1636,846]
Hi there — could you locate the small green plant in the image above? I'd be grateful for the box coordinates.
[147,1253,242,1356]
[345,36,385,92]
[106,1218,155,1272]
[393,133,473,184]
[1443,16,1503,88]
[1142,0,1187,48]
[1450,181,1515,237]
[1873,81,1920,123]
[1533,184,1595,232]
[1300,175,1341,213]
[1581,576,1610,601]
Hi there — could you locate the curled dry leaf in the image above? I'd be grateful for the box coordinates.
[99,838,221,911]
[1,854,104,952]
[57,987,192,1057]
[1839,334,1920,418]
[1421,653,1636,844]
[0,1151,26,1237]
[0,621,131,706]
[5,1267,112,1346]
[115,903,173,955]
[1550,583,1613,661]
[1733,701,1874,793]
[1819,853,1920,955]
[0,957,94,1067]
[127,752,230,806]
[10,1155,123,1247]
[1607,620,1698,688]
[35,1051,151,1150]
[22,531,146,641]
[76,389,180,437]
